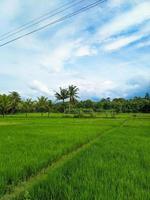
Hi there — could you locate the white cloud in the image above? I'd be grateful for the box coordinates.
[75,46,97,57]
[40,41,77,73]
[29,80,52,96]
[97,1,150,40]
[0,0,20,20]
[0,0,20,32]
[109,0,126,8]
[77,76,150,99]
[102,20,150,51]
[41,46,72,73]
[104,35,141,51]
[40,39,98,73]
[0,0,149,99]
[69,79,118,99]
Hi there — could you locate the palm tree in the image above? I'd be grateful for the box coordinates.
[68,85,79,113]
[55,88,69,112]
[9,91,21,113]
[36,96,49,116]
[0,94,11,117]
[21,99,33,118]
[47,100,52,117]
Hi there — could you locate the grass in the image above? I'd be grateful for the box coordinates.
[18,118,150,200]
[0,114,150,200]
[0,116,121,196]
[0,112,149,119]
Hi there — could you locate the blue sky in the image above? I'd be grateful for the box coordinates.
[0,0,150,100]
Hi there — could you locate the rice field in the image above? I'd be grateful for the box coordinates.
[0,114,150,200]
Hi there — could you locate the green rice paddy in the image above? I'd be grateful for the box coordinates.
[0,114,150,200]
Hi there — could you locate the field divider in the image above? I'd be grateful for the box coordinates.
[0,120,127,200]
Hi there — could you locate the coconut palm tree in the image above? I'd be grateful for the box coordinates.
[36,96,49,116]
[47,100,52,117]
[55,88,69,112]
[21,99,33,118]
[0,94,11,117]
[9,91,21,113]
[68,85,79,112]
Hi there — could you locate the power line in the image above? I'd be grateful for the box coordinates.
[0,0,86,41]
[0,0,106,48]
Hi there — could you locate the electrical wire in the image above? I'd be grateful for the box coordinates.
[0,0,87,41]
[0,0,106,48]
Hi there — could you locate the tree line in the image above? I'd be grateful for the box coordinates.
[0,85,149,117]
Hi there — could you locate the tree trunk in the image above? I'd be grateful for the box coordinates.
[63,100,65,113]
[69,98,71,113]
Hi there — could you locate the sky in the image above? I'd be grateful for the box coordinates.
[0,0,150,100]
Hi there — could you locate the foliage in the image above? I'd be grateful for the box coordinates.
[36,96,51,116]
[68,85,79,112]
[0,94,12,117]
[26,120,150,200]
[55,87,69,112]
[20,99,34,117]
[0,89,149,117]
[9,91,21,113]
[0,116,149,199]
[0,117,111,196]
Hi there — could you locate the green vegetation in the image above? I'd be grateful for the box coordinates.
[0,114,150,200]
[0,116,114,196]
[21,119,150,200]
[0,87,149,117]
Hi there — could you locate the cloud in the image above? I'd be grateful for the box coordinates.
[75,46,97,57]
[104,35,141,51]
[0,0,20,35]
[0,0,20,20]
[110,0,126,6]
[29,80,52,96]
[40,43,74,73]
[71,72,150,99]
[0,0,150,100]
[97,1,150,40]
[68,79,118,99]
[136,40,150,49]
[125,76,150,97]
[101,17,150,51]
[40,39,97,73]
